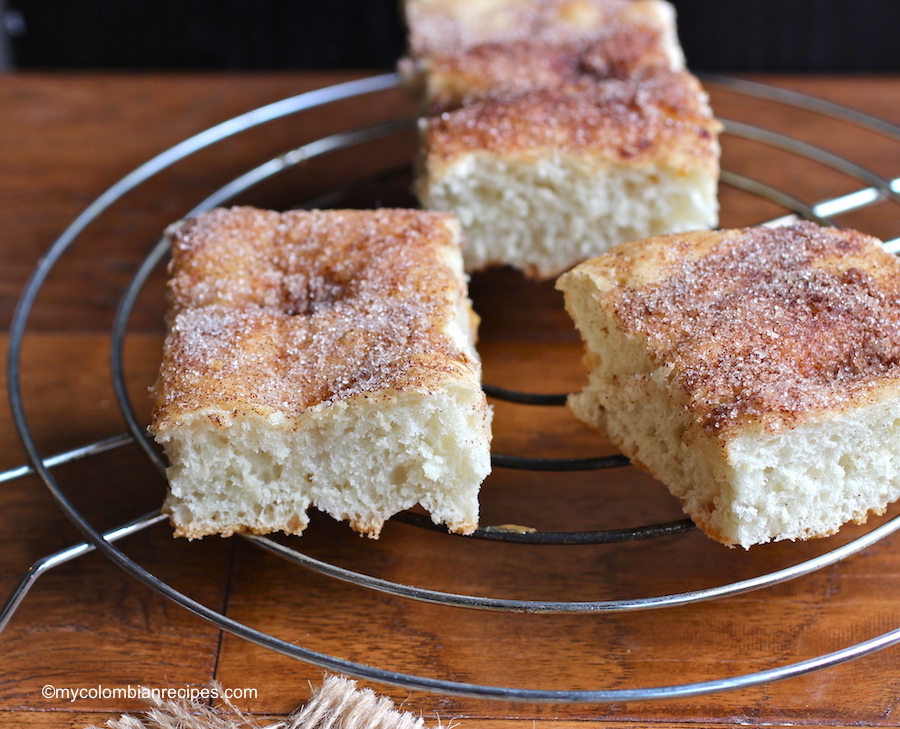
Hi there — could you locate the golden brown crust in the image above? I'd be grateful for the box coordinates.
[403,0,684,112]
[422,68,721,178]
[418,26,674,112]
[151,207,479,430]
[578,17,676,76]
[418,41,586,113]
[161,504,311,541]
[568,222,900,435]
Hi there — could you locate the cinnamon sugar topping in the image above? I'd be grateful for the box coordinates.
[612,223,900,431]
[153,207,477,426]
[424,69,720,173]
[421,25,673,112]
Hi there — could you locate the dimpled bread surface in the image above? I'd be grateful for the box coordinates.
[558,222,900,548]
[150,206,492,539]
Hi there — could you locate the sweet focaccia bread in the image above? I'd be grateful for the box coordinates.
[403,0,681,59]
[417,68,721,279]
[558,222,900,548]
[401,0,684,112]
[150,207,492,539]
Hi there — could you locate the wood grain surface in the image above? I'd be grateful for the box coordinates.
[0,71,898,728]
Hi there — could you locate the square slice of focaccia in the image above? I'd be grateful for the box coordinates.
[150,206,492,539]
[559,222,900,548]
[401,0,685,112]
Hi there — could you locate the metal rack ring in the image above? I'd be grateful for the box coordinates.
[5,73,900,702]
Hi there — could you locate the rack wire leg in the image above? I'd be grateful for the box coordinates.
[0,432,135,485]
[0,510,166,634]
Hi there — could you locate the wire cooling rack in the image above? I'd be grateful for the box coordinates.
[3,73,900,703]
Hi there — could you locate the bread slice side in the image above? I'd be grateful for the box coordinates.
[157,384,491,539]
[563,267,731,542]
[723,397,900,547]
[421,150,718,279]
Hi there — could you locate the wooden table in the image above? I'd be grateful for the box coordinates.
[0,71,898,728]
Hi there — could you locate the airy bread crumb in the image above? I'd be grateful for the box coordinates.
[558,222,900,548]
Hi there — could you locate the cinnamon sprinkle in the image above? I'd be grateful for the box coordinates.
[611,223,900,432]
[423,68,721,174]
[152,207,477,427]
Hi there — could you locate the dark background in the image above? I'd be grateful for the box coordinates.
[4,0,900,73]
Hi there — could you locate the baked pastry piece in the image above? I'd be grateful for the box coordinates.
[405,0,654,55]
[150,206,492,539]
[558,222,900,548]
[401,0,685,112]
[417,68,721,279]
